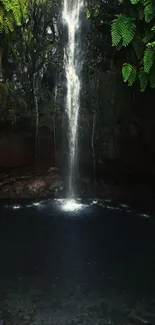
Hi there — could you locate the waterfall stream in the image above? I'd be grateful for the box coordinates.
[63,0,84,197]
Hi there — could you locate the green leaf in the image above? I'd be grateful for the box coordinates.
[0,0,27,34]
[122,63,133,82]
[143,28,154,43]
[111,14,136,47]
[128,67,137,85]
[147,41,155,47]
[143,47,155,72]
[130,0,139,4]
[86,10,91,19]
[143,0,155,22]
[138,68,149,91]
[111,16,122,46]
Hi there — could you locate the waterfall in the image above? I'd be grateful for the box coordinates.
[62,0,84,197]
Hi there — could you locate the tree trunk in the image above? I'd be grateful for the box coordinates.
[33,73,39,172]
[0,47,3,80]
[53,114,57,167]
[92,111,96,195]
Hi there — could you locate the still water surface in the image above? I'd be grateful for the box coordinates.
[0,199,155,324]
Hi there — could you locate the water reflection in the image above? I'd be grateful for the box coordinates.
[1,199,152,220]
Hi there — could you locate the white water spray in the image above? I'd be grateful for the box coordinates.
[63,0,84,197]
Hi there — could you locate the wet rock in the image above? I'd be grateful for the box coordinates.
[0,167,64,198]
[13,181,25,194]
[49,176,64,192]
[27,178,46,193]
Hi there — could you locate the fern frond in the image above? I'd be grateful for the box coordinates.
[143,0,155,22]
[122,63,137,85]
[4,13,14,32]
[122,63,133,82]
[111,0,155,90]
[128,67,137,85]
[143,47,155,72]
[0,0,27,34]
[111,15,122,46]
[138,67,149,91]
[112,14,136,47]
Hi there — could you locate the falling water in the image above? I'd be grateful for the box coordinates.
[63,0,84,197]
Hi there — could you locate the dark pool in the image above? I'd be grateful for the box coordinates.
[0,199,155,324]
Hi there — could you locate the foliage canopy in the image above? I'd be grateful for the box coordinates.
[0,0,27,34]
[111,0,155,91]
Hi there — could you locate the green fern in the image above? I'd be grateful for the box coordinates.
[143,47,155,72]
[143,0,155,22]
[0,0,27,34]
[111,15,122,46]
[112,14,136,47]
[122,63,133,81]
[138,67,149,91]
[111,0,155,90]
[122,63,137,85]
[128,67,137,85]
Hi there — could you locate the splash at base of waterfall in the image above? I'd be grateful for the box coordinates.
[61,199,83,211]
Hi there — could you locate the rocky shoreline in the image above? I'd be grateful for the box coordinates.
[0,167,64,199]
[0,166,155,214]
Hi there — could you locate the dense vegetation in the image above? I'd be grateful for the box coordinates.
[0,0,155,167]
[111,0,155,91]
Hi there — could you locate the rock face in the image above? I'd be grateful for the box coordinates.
[0,167,64,198]
[0,129,57,169]
[0,135,35,168]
